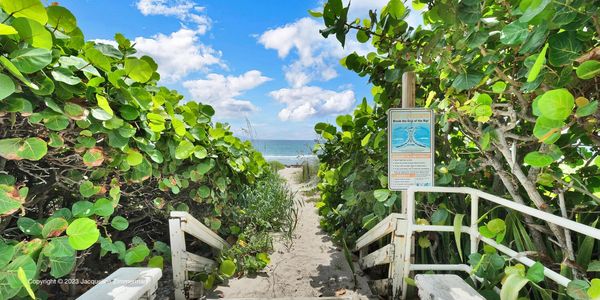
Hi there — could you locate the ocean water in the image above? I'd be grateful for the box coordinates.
[251,140,318,166]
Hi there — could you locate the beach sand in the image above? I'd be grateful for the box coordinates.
[212,167,372,298]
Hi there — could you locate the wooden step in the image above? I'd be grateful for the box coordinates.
[415,274,485,300]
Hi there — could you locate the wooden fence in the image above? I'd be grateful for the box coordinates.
[169,211,230,300]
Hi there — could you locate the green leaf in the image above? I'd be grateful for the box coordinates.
[72,201,94,217]
[93,198,114,217]
[9,47,52,74]
[219,259,237,277]
[567,279,590,300]
[487,218,506,234]
[500,21,528,45]
[126,149,143,166]
[548,32,582,66]
[51,67,81,85]
[576,60,600,80]
[12,17,52,49]
[431,208,448,225]
[0,24,17,35]
[373,189,390,202]
[17,217,41,236]
[124,244,150,265]
[533,116,563,144]
[589,279,600,300]
[454,214,465,261]
[0,0,48,25]
[147,256,164,269]
[48,252,75,278]
[0,137,47,161]
[119,105,139,120]
[17,267,35,299]
[0,74,15,100]
[124,58,153,83]
[175,140,195,160]
[96,94,113,116]
[491,81,506,93]
[0,242,15,269]
[308,9,323,17]
[500,274,529,300]
[576,101,598,118]
[47,6,77,33]
[67,218,100,250]
[519,0,551,23]
[83,148,104,167]
[129,158,152,183]
[111,216,129,231]
[527,44,548,83]
[538,89,574,121]
[588,260,600,272]
[79,180,100,198]
[85,47,112,72]
[387,0,406,19]
[452,71,483,91]
[524,151,554,167]
[42,217,68,238]
[526,262,545,283]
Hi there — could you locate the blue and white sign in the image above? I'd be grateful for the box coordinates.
[388,108,435,191]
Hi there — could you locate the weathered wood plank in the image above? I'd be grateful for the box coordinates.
[185,280,204,299]
[369,278,391,297]
[77,268,161,300]
[185,252,217,272]
[171,211,229,250]
[355,213,404,250]
[390,218,408,299]
[415,274,485,300]
[169,218,187,300]
[359,244,394,269]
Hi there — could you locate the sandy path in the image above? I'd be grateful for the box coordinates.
[213,167,372,299]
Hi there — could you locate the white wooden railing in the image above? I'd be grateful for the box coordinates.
[353,213,407,298]
[169,211,230,300]
[77,267,162,300]
[355,186,600,299]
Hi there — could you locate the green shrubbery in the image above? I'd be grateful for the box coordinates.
[313,0,599,298]
[0,0,286,297]
[217,171,297,276]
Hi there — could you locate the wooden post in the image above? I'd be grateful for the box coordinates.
[400,71,416,213]
[169,217,187,300]
[390,71,416,300]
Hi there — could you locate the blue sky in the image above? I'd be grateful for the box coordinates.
[59,0,421,140]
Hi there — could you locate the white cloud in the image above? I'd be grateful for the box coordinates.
[270,86,355,121]
[259,17,371,87]
[136,0,211,33]
[183,70,271,117]
[133,28,225,82]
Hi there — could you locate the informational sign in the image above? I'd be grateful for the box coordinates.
[388,108,435,191]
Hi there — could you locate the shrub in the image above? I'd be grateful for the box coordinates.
[0,0,269,297]
[222,171,297,275]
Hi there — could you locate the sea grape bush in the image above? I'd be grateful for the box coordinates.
[313,0,599,298]
[0,0,270,297]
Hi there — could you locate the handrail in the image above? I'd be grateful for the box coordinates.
[400,186,600,299]
[169,211,230,300]
[354,213,403,251]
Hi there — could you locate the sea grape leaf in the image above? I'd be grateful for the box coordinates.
[66,218,100,250]
[0,137,47,161]
[0,0,48,25]
[537,89,574,121]
[47,5,77,33]
[576,60,600,80]
[9,47,52,74]
[0,74,15,100]
[41,217,68,238]
[11,17,52,49]
[524,151,554,167]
